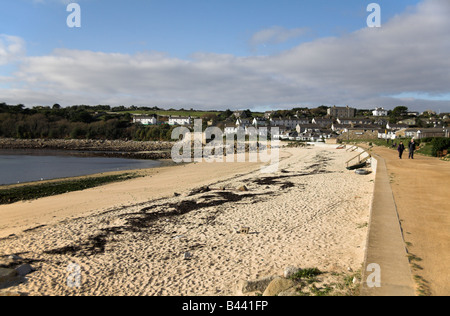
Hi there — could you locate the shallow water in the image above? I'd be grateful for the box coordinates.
[0,149,161,185]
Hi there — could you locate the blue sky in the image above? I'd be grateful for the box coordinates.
[2,0,421,57]
[1,0,449,112]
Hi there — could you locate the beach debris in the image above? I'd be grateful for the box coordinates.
[173,235,185,240]
[174,192,181,197]
[183,252,193,260]
[284,266,302,279]
[15,264,34,277]
[238,185,248,192]
[239,227,250,234]
[188,186,211,196]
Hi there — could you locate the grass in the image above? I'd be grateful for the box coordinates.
[416,142,433,156]
[287,268,362,296]
[0,173,141,205]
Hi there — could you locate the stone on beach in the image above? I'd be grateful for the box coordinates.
[238,276,276,294]
[0,268,18,283]
[262,277,296,296]
[284,266,302,279]
[15,264,34,277]
[238,185,248,192]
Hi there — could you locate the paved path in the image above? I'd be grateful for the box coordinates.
[362,146,450,296]
[361,153,415,296]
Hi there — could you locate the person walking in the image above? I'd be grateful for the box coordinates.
[409,139,417,159]
[398,141,405,159]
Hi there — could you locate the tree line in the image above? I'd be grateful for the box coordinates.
[0,103,177,141]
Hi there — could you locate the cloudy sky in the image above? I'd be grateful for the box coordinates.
[0,0,449,112]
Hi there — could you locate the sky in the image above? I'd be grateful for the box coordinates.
[0,0,449,112]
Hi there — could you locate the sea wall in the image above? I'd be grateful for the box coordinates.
[0,138,174,152]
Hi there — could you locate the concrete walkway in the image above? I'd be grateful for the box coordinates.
[360,153,415,296]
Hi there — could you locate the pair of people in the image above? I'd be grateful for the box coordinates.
[397,139,416,159]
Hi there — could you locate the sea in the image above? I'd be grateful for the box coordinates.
[0,149,161,185]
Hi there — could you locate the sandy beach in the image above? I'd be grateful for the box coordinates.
[0,145,375,296]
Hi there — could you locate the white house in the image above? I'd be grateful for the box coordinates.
[372,108,388,117]
[386,123,409,131]
[224,124,236,135]
[169,116,192,126]
[133,115,158,125]
[378,129,397,140]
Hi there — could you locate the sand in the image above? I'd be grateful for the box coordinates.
[369,146,450,296]
[0,146,375,296]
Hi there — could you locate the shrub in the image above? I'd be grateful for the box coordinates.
[431,138,450,157]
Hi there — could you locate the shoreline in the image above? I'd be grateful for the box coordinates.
[0,158,179,190]
[0,138,174,160]
[0,146,375,296]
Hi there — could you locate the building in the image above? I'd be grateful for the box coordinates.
[405,128,449,139]
[296,124,321,134]
[398,118,416,126]
[168,116,192,126]
[378,129,397,140]
[327,106,356,118]
[336,118,373,125]
[233,110,248,119]
[372,107,388,117]
[386,123,409,131]
[252,118,269,128]
[264,111,273,119]
[331,123,352,134]
[337,126,380,140]
[236,118,251,127]
[270,118,309,129]
[311,118,334,127]
[132,115,158,125]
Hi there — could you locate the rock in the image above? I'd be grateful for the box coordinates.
[15,264,34,276]
[238,185,248,192]
[278,288,301,296]
[262,277,296,297]
[284,266,302,279]
[238,276,277,294]
[8,255,22,261]
[0,268,18,283]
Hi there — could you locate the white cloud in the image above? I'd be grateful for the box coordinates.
[0,35,26,66]
[249,26,309,47]
[1,0,450,112]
